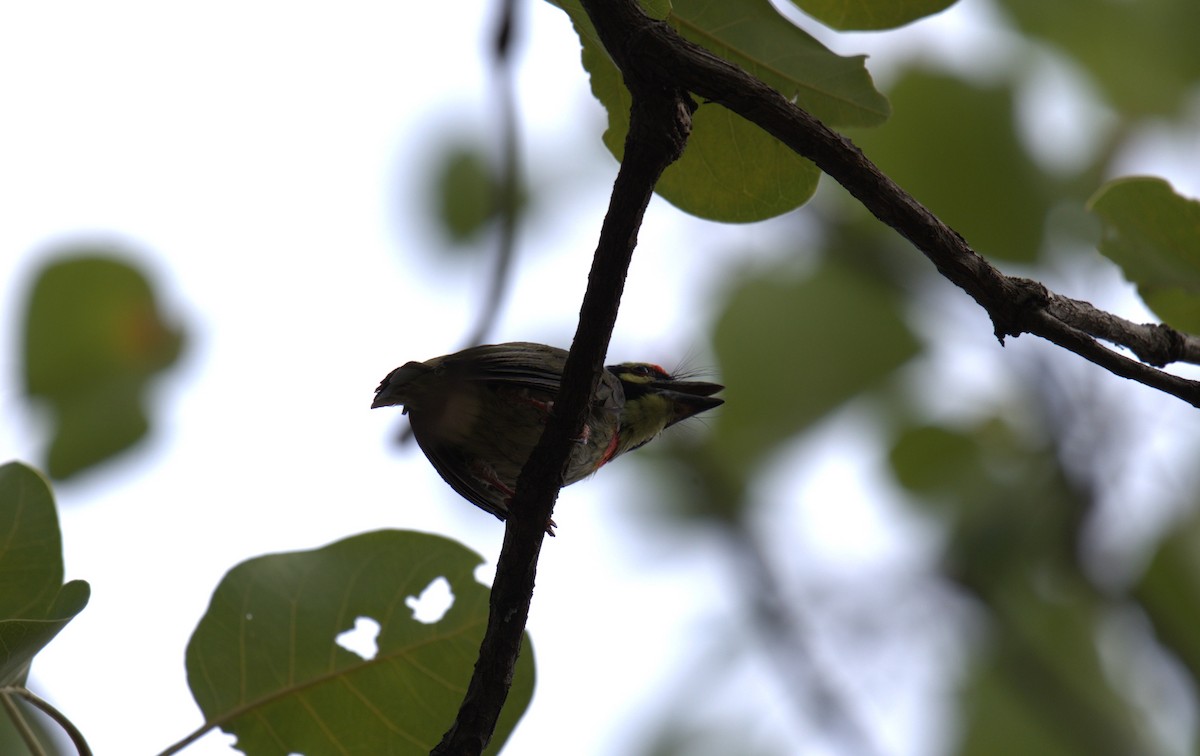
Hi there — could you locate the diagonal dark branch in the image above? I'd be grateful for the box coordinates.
[586,2,1200,408]
[429,12,696,755]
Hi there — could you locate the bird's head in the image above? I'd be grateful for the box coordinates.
[605,362,724,456]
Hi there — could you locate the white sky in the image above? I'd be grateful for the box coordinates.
[3,1,1200,755]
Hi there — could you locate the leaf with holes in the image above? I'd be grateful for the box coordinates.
[185,530,534,755]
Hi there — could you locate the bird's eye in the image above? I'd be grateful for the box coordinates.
[633,364,669,378]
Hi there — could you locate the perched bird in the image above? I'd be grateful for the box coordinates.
[372,342,723,531]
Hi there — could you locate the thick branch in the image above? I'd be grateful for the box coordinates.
[585,1,1200,408]
[429,22,695,756]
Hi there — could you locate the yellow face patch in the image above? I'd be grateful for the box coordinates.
[617,393,671,455]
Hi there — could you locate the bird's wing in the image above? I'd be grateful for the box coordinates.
[442,342,568,396]
[409,428,510,521]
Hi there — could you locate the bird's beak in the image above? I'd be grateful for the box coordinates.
[654,379,724,427]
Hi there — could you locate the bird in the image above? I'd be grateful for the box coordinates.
[372,342,723,532]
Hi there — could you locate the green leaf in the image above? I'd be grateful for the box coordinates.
[711,262,920,475]
[0,463,90,686]
[548,0,889,222]
[1087,177,1200,334]
[1133,510,1200,684]
[849,70,1049,263]
[0,582,91,687]
[998,0,1200,116]
[186,530,534,756]
[788,0,959,31]
[22,252,184,479]
[639,101,823,223]
[668,0,889,127]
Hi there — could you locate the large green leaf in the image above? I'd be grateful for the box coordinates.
[788,0,959,31]
[22,252,184,479]
[186,530,534,756]
[1088,177,1200,334]
[998,0,1200,116]
[711,262,920,475]
[849,70,1049,263]
[549,0,889,222]
[0,463,90,686]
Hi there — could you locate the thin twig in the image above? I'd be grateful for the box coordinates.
[462,0,523,349]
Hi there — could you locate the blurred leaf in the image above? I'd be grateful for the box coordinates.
[1133,509,1200,684]
[550,0,889,221]
[889,423,980,496]
[22,252,184,479]
[429,142,526,247]
[789,0,959,31]
[434,146,499,243]
[960,581,1146,756]
[850,70,1049,262]
[0,463,90,686]
[712,262,920,476]
[894,416,1078,594]
[187,529,534,756]
[1087,176,1200,334]
[998,0,1200,116]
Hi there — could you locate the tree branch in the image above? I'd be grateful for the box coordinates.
[436,0,1200,750]
[590,2,1200,408]
[429,7,695,753]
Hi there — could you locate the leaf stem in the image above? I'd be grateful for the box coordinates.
[0,686,91,756]
[153,721,214,756]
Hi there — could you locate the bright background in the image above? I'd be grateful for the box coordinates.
[3,1,1200,755]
